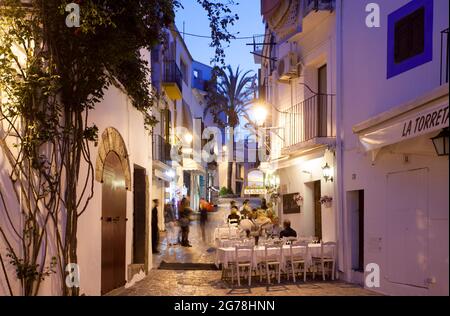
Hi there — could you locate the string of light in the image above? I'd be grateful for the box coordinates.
[172,28,265,40]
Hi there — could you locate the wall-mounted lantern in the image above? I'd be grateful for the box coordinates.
[431,128,449,156]
[322,163,334,182]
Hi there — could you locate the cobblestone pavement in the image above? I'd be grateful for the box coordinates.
[108,200,379,296]
[108,269,379,296]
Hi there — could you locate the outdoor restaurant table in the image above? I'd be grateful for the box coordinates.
[215,243,323,269]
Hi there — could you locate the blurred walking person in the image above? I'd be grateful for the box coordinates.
[164,201,177,246]
[179,197,193,247]
[199,199,210,243]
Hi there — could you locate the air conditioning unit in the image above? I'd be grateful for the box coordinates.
[277,52,301,82]
[305,0,335,13]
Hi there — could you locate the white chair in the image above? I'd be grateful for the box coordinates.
[232,246,254,287]
[240,239,255,247]
[215,227,230,240]
[229,227,240,239]
[221,239,236,247]
[312,241,337,281]
[286,241,309,283]
[259,244,283,284]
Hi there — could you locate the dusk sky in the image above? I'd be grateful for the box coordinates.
[175,0,265,73]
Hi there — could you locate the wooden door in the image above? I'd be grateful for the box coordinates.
[133,167,147,264]
[314,181,322,241]
[101,152,127,295]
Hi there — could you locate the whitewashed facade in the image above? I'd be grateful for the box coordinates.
[339,0,449,295]
[151,27,218,218]
[258,0,449,296]
[258,0,338,245]
[0,49,154,295]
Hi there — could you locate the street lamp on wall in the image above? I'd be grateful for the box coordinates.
[253,104,268,127]
[431,128,449,156]
[322,163,334,182]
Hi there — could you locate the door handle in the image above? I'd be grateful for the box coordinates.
[101,217,113,222]
[112,217,120,223]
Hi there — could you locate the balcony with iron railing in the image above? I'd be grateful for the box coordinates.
[152,134,172,167]
[440,28,449,85]
[162,60,183,100]
[279,94,335,155]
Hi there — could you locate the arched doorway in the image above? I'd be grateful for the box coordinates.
[101,151,127,295]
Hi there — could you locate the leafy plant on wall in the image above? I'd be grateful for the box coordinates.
[267,186,281,205]
[0,0,238,296]
[293,194,304,207]
[320,195,333,208]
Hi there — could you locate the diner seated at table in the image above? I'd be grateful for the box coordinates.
[266,202,275,219]
[280,220,297,238]
[267,217,282,238]
[228,208,241,225]
[239,213,258,237]
[255,210,272,233]
[239,199,252,219]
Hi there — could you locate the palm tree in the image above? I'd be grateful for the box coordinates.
[204,66,257,192]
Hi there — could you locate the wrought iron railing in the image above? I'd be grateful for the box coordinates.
[281,94,334,148]
[251,35,267,54]
[163,60,183,93]
[152,134,172,166]
[440,28,449,85]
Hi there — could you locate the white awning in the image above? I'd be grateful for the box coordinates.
[354,84,449,152]
[182,158,206,174]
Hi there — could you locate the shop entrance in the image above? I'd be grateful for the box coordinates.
[347,190,365,272]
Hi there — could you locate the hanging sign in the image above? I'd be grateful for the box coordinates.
[359,103,449,151]
[244,187,267,195]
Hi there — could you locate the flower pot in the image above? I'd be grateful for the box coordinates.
[323,201,332,208]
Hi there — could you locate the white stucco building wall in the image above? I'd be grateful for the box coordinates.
[339,0,449,295]
[0,49,154,296]
[259,3,338,245]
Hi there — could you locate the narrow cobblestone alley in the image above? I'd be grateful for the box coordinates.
[107,200,379,296]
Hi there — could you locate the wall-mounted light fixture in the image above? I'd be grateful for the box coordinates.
[253,104,268,127]
[322,163,334,182]
[431,128,449,157]
[184,133,193,144]
[165,170,176,179]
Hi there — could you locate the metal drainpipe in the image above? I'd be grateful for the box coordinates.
[335,0,347,281]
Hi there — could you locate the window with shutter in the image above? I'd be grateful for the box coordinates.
[387,0,433,79]
[394,7,425,64]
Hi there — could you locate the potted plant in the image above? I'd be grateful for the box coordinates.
[320,195,333,208]
[267,187,281,204]
[293,194,304,207]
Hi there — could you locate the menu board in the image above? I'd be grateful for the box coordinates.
[283,193,301,214]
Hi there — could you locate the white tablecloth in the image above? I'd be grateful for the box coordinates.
[215,244,323,269]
